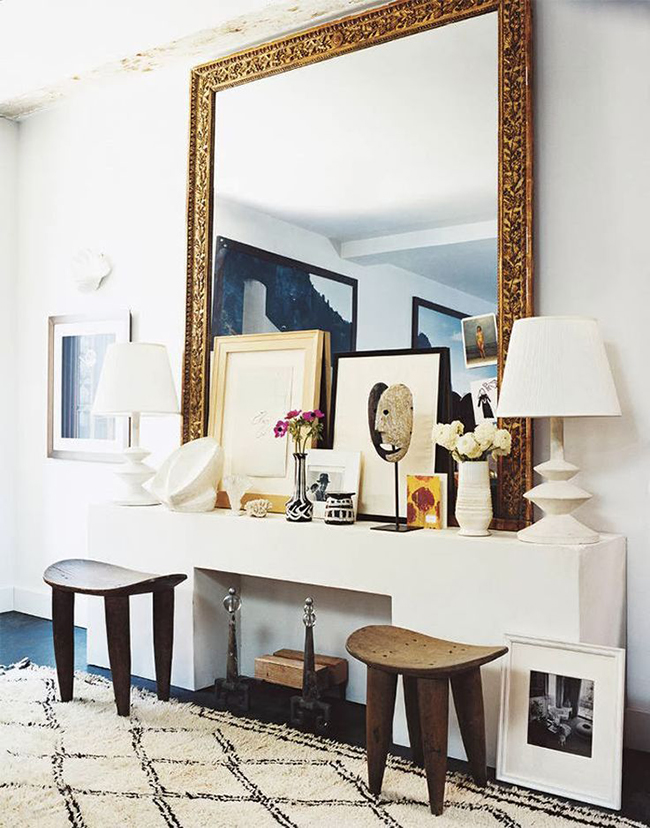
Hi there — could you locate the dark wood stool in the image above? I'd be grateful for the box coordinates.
[346,625,507,816]
[44,559,186,717]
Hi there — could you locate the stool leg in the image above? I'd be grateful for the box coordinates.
[104,595,131,716]
[403,675,423,766]
[451,668,487,786]
[366,666,397,795]
[418,677,449,816]
[153,588,174,701]
[51,588,75,702]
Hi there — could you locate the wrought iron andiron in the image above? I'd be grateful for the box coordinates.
[215,587,249,711]
[290,597,331,732]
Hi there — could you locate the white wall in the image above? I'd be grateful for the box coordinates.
[0,117,18,611]
[7,0,650,747]
[533,0,650,749]
[13,68,190,617]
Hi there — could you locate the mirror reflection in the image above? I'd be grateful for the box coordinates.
[211,11,498,483]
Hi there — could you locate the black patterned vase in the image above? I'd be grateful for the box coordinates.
[286,453,313,522]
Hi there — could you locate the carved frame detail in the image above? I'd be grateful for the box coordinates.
[183,0,534,529]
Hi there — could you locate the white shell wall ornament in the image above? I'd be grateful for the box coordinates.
[71,249,112,292]
[223,474,253,514]
[149,437,223,512]
[244,498,272,518]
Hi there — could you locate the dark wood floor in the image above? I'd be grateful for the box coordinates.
[1,610,649,825]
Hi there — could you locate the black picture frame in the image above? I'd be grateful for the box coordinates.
[212,237,358,356]
[411,297,467,350]
[329,347,453,524]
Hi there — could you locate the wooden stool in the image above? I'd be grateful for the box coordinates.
[44,559,186,716]
[346,625,507,816]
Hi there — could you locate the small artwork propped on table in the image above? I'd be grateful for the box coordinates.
[406,474,448,529]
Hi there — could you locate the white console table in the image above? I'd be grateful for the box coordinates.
[86,505,625,764]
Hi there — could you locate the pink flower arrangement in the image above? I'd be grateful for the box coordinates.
[274,409,325,453]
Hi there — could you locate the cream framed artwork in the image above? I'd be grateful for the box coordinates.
[47,312,131,462]
[208,330,327,511]
[330,348,451,522]
[497,635,625,810]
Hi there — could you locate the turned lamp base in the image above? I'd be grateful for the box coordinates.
[113,414,160,507]
[518,418,599,546]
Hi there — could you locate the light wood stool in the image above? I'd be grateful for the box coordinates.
[44,559,186,716]
[346,624,507,816]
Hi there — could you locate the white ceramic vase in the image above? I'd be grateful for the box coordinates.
[455,460,492,537]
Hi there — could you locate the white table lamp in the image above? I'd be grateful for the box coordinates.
[497,316,620,545]
[92,342,179,505]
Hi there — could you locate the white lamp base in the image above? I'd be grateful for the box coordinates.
[518,417,600,546]
[114,446,160,507]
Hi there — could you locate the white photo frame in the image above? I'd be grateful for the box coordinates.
[305,449,361,520]
[497,635,625,810]
[47,312,131,462]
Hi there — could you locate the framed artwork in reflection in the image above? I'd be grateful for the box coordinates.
[212,237,358,358]
[47,312,131,461]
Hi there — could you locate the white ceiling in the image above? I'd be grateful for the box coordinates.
[0,0,383,116]
[216,12,497,239]
[0,0,271,104]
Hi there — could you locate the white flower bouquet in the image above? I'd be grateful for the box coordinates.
[432,420,512,463]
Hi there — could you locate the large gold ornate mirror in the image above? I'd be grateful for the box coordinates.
[183,0,533,529]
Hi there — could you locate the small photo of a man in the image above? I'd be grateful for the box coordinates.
[461,313,498,368]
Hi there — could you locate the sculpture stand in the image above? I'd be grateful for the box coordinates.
[290,598,331,733]
[215,587,250,712]
[371,460,420,533]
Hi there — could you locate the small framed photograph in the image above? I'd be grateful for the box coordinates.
[462,313,498,368]
[305,449,361,519]
[406,473,448,529]
[47,312,131,462]
[470,376,498,423]
[497,635,625,810]
[208,330,328,512]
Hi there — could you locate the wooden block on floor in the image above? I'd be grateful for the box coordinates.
[254,650,348,691]
[273,649,348,686]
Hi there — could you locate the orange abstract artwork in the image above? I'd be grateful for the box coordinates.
[406,475,443,529]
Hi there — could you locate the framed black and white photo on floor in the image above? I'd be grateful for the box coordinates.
[497,635,625,810]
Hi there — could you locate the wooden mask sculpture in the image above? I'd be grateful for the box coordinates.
[368,382,419,532]
[368,382,413,462]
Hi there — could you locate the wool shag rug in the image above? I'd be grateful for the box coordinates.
[0,663,643,828]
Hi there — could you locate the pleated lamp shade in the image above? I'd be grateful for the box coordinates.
[497,316,620,419]
[92,343,179,415]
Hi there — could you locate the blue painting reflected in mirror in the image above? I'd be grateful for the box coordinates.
[412,298,496,432]
[212,237,357,356]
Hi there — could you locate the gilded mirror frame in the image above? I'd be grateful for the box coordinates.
[182,0,534,530]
